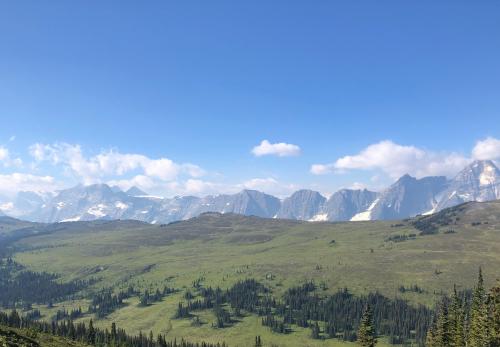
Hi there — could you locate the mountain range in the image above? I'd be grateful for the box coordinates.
[1,160,499,224]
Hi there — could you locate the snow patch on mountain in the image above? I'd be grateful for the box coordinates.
[61,216,81,222]
[350,198,379,221]
[309,213,328,222]
[480,165,497,185]
[87,204,107,218]
[115,201,128,210]
[0,202,14,212]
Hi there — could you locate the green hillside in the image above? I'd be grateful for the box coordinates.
[2,201,500,346]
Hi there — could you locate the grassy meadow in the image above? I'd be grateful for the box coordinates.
[6,201,500,346]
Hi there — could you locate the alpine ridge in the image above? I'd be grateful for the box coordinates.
[1,160,499,224]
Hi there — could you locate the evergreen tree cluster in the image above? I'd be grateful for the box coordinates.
[53,307,83,321]
[139,286,175,307]
[411,204,465,235]
[0,258,93,307]
[175,279,266,326]
[426,269,500,347]
[213,306,232,328]
[25,309,41,321]
[398,284,425,294]
[0,309,227,347]
[88,288,134,318]
[271,284,431,344]
[174,279,431,344]
[261,314,288,333]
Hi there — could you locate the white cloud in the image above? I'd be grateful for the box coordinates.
[184,179,221,195]
[0,146,23,168]
[311,140,471,179]
[29,142,204,184]
[472,137,500,161]
[107,177,230,198]
[182,163,205,178]
[0,146,8,161]
[142,158,179,181]
[0,173,61,197]
[252,140,301,157]
[349,182,368,190]
[310,163,336,175]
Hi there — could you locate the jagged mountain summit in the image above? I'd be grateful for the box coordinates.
[435,160,500,211]
[324,189,379,221]
[366,175,449,220]
[125,186,149,197]
[277,189,326,220]
[1,160,499,224]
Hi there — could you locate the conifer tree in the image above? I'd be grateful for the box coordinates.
[426,323,437,347]
[357,305,377,347]
[434,298,451,347]
[311,321,321,339]
[449,285,465,347]
[468,268,490,347]
[87,319,96,344]
[110,321,118,346]
[490,281,500,347]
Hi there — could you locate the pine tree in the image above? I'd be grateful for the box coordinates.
[87,319,96,344]
[468,268,490,347]
[449,285,465,347]
[357,305,377,347]
[434,298,451,347]
[490,281,500,347]
[426,323,438,347]
[110,321,118,346]
[311,321,321,339]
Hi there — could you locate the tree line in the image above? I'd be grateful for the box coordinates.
[426,269,500,347]
[0,257,93,307]
[0,310,227,347]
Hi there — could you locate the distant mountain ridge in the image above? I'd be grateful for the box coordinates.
[1,160,499,224]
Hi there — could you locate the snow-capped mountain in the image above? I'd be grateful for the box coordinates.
[4,160,500,223]
[435,160,500,211]
[24,184,166,223]
[18,185,282,224]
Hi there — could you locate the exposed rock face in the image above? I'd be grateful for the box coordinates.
[369,175,448,220]
[277,190,326,220]
[323,189,378,221]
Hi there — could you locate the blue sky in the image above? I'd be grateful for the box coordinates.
[0,1,499,198]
